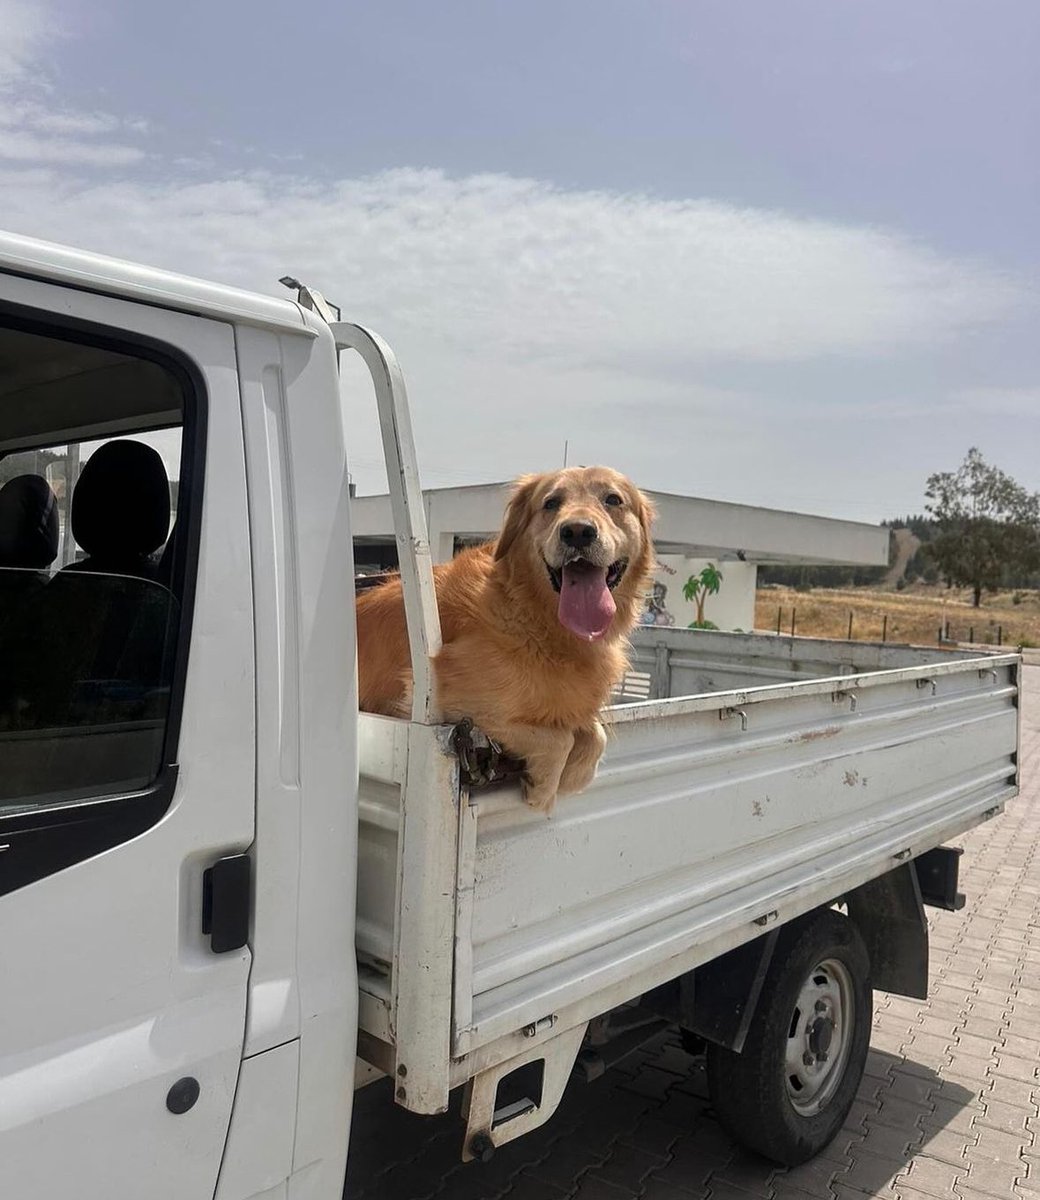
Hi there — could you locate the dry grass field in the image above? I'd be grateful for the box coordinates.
[755,583,1040,648]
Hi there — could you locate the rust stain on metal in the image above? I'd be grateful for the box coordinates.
[790,726,842,744]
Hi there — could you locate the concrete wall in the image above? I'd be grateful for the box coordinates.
[642,557,758,633]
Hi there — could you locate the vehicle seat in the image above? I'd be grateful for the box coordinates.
[155,522,177,591]
[0,474,59,577]
[64,440,170,579]
[0,473,58,621]
[0,475,60,723]
[5,443,175,733]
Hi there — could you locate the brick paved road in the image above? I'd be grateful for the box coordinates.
[345,667,1039,1200]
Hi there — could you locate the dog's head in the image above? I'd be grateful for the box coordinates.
[494,466,655,642]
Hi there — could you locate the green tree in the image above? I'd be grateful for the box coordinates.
[924,448,1040,607]
[682,562,723,628]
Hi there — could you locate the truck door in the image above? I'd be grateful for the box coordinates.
[0,273,254,1198]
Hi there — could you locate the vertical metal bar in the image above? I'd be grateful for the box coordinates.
[776,605,782,635]
[848,612,854,641]
[332,323,443,723]
[62,441,80,566]
[1013,658,1022,787]
[391,722,460,1112]
[882,614,888,642]
[452,792,478,1046]
[791,608,796,638]
[651,641,670,700]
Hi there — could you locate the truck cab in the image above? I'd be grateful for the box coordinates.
[0,232,358,1200]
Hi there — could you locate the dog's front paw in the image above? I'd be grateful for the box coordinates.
[521,773,558,813]
[556,758,598,796]
[557,722,607,796]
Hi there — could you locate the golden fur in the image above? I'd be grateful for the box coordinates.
[355,466,655,809]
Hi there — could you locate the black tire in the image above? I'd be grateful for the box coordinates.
[706,909,872,1166]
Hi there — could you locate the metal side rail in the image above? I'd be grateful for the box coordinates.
[331,321,443,724]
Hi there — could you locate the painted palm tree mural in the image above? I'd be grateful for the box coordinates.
[682,563,723,629]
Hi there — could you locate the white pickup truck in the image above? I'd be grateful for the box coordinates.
[0,230,1021,1199]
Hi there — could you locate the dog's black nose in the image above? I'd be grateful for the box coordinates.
[560,522,598,549]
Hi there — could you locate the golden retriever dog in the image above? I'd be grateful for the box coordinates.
[355,466,655,810]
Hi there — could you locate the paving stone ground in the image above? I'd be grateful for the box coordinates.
[345,666,1040,1200]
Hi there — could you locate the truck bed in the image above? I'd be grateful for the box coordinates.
[355,628,1020,1112]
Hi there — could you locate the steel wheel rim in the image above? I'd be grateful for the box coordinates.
[783,957,855,1116]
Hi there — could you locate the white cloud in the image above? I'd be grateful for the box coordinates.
[1,162,1033,510]
[0,100,121,135]
[0,127,144,164]
[0,0,51,89]
[0,3,1026,375]
[0,167,1026,370]
[0,2,147,166]
[0,95,148,167]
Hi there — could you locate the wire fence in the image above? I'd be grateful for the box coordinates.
[772,605,1004,647]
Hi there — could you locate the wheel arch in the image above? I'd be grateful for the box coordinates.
[677,861,932,1053]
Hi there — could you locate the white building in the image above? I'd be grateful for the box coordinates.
[352,483,889,633]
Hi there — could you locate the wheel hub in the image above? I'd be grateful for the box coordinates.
[784,958,855,1116]
[808,1015,834,1061]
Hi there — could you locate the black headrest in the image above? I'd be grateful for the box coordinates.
[71,440,170,563]
[0,474,59,569]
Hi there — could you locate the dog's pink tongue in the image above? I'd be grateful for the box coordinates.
[558,561,616,641]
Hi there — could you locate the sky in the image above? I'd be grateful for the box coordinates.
[0,0,1037,522]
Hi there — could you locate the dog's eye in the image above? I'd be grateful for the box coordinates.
[604,493,624,507]
[543,495,562,512]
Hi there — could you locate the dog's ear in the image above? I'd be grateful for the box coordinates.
[634,488,656,565]
[495,474,540,561]
[635,488,656,539]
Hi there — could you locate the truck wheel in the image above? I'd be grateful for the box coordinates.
[706,909,872,1166]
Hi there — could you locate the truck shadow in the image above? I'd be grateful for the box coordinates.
[772,1047,977,1198]
[344,1039,977,1199]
